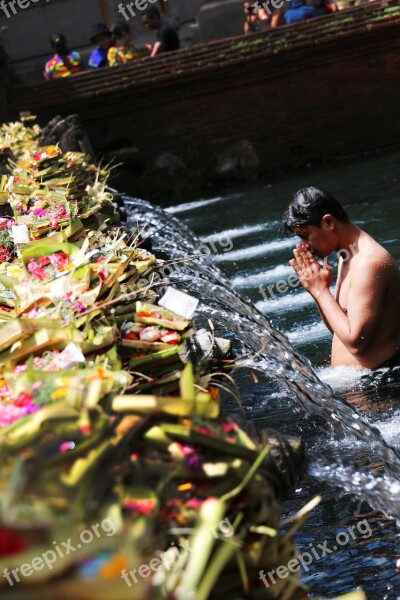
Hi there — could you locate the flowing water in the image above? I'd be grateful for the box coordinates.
[125,149,400,599]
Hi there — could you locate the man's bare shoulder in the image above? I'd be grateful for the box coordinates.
[352,236,399,277]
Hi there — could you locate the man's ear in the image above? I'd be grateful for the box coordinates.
[321,214,335,230]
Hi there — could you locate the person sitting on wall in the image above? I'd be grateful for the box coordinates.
[321,0,338,13]
[284,0,318,24]
[108,22,141,67]
[141,7,180,58]
[306,0,338,14]
[243,1,270,33]
[88,23,112,69]
[44,34,83,80]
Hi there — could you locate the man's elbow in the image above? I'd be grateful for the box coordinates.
[347,334,369,357]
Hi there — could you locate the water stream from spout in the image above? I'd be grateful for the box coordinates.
[125,197,400,520]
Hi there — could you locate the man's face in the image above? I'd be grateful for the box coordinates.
[96,33,112,50]
[142,14,160,30]
[293,223,336,258]
[119,29,132,45]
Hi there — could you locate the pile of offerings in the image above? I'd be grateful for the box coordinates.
[0,120,364,600]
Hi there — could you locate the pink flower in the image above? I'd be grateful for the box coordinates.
[57,206,67,217]
[182,445,195,456]
[75,301,86,313]
[60,441,75,453]
[186,498,203,509]
[27,259,47,281]
[49,252,69,269]
[38,256,51,267]
[125,499,155,516]
[80,424,91,436]
[0,402,40,428]
[197,427,215,436]
[34,208,47,217]
[222,423,236,433]
[13,392,33,407]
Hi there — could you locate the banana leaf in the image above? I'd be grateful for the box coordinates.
[0,327,84,365]
[113,395,220,418]
[135,301,190,332]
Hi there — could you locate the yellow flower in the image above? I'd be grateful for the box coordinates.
[51,387,67,400]
[85,368,112,382]
[178,483,193,492]
[7,266,23,278]
[47,146,59,156]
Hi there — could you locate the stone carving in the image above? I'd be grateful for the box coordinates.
[216,139,260,181]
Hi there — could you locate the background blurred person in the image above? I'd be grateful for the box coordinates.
[44,34,83,80]
[314,0,338,14]
[285,0,318,24]
[243,1,269,34]
[141,7,180,58]
[88,23,112,69]
[108,22,141,67]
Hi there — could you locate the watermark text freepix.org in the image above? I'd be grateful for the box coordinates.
[117,0,158,21]
[0,0,50,19]
[3,517,117,586]
[121,517,235,587]
[259,518,372,589]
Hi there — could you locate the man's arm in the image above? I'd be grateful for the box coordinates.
[150,41,163,57]
[316,301,334,334]
[313,276,383,356]
[317,257,342,335]
[271,7,284,27]
[291,245,387,357]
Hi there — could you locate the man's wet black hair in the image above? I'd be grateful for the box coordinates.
[282,187,349,234]
[143,7,160,18]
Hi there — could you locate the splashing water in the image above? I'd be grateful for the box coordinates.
[125,197,400,520]
[310,460,400,524]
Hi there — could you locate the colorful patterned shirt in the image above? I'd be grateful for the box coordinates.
[44,51,83,80]
[107,46,140,67]
[88,47,109,69]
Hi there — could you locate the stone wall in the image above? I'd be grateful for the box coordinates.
[197,0,249,42]
[0,38,9,123]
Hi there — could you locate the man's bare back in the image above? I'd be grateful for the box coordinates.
[332,232,400,368]
[283,187,400,370]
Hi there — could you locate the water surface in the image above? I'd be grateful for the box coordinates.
[165,150,400,599]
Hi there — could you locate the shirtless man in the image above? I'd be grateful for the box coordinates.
[283,187,400,369]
